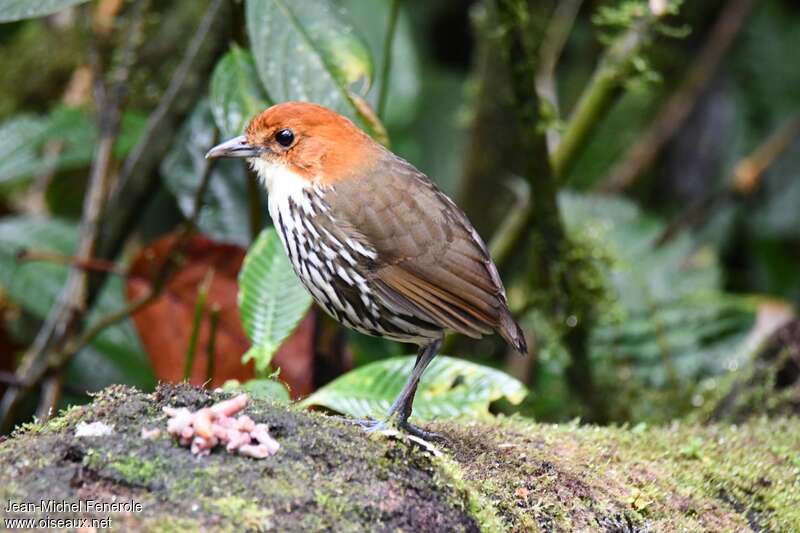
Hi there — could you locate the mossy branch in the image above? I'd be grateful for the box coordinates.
[551,12,659,180]
[2,384,798,532]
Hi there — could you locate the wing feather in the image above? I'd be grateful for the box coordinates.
[319,152,526,352]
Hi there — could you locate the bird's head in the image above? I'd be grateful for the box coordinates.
[206,101,378,186]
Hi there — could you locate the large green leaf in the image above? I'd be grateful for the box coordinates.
[245,0,373,122]
[237,227,312,373]
[0,217,154,390]
[0,0,89,22]
[302,355,528,420]
[210,46,272,138]
[161,100,254,245]
[338,0,420,128]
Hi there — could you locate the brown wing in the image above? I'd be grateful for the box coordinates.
[324,152,526,352]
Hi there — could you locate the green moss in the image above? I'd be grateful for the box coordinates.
[0,384,478,532]
[434,415,800,531]
[1,384,797,531]
[108,456,164,486]
[207,496,275,531]
[145,517,205,533]
[433,452,508,533]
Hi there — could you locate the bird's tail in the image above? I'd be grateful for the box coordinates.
[498,310,528,355]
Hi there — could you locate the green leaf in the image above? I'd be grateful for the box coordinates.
[338,0,420,128]
[0,217,154,390]
[237,227,312,373]
[161,100,254,245]
[0,114,50,192]
[0,107,146,195]
[0,0,89,22]
[245,0,373,121]
[210,46,272,138]
[222,378,290,403]
[302,355,528,420]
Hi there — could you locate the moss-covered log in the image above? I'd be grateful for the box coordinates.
[1,384,798,532]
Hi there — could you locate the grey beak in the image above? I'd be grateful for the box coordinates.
[205,135,261,159]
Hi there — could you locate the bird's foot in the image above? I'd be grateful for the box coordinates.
[342,417,388,433]
[341,415,441,441]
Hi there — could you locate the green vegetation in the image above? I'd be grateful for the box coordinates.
[0,1,799,528]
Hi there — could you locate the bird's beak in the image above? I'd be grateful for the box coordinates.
[205,135,261,159]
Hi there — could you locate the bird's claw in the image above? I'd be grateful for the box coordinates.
[341,416,439,440]
[397,420,442,442]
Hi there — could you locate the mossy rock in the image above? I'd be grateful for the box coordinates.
[1,384,798,532]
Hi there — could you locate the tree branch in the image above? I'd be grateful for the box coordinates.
[655,112,800,246]
[535,0,583,152]
[598,0,754,193]
[552,10,661,180]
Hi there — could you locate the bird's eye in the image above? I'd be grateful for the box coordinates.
[275,129,294,147]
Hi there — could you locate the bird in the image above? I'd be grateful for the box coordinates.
[206,101,527,438]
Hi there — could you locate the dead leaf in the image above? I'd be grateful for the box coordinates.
[127,233,316,394]
[127,233,251,388]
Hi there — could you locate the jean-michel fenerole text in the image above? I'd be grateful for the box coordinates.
[4,499,142,514]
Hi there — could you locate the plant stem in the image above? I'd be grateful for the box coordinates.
[184,268,215,381]
[552,13,657,180]
[377,0,400,120]
[536,0,583,152]
[16,249,127,277]
[206,305,221,385]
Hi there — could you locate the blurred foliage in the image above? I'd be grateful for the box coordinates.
[0,217,153,390]
[303,355,527,420]
[0,0,89,23]
[0,0,798,430]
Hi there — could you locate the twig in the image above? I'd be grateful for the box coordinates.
[655,112,800,246]
[0,371,29,388]
[552,10,661,180]
[598,0,755,193]
[184,268,215,381]
[536,0,583,152]
[377,0,400,120]
[730,113,800,195]
[35,374,64,422]
[16,249,127,277]
[95,0,229,273]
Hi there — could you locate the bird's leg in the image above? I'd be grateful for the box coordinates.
[373,339,443,440]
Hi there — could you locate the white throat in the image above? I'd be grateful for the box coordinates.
[248,157,327,232]
[249,158,309,198]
